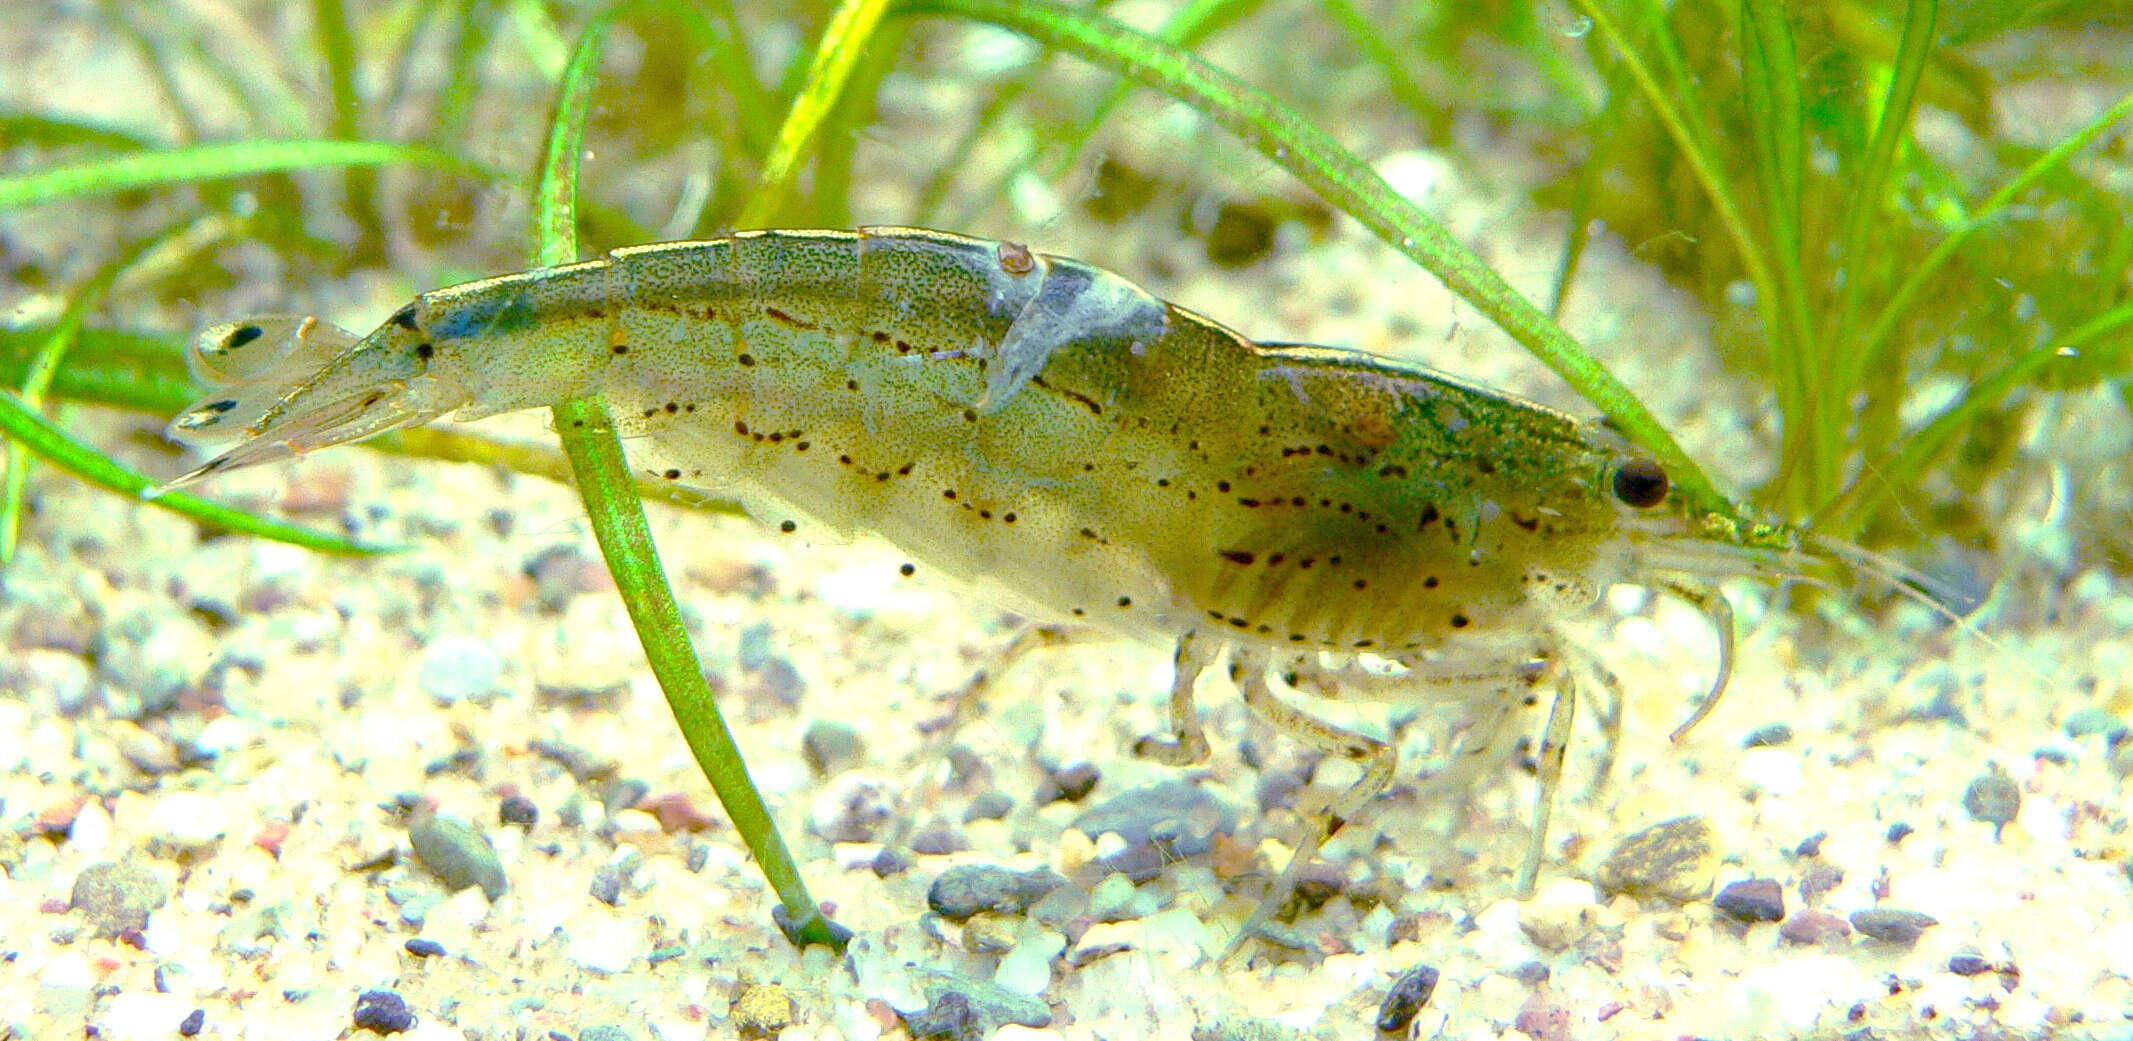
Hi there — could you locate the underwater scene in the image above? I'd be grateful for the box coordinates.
[3,1,2130,1038]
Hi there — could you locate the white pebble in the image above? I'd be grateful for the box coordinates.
[566,914,645,975]
[993,927,1065,995]
[37,952,94,1017]
[68,800,113,855]
[1738,746,1804,797]
[153,791,230,850]
[418,636,507,704]
[92,992,193,1041]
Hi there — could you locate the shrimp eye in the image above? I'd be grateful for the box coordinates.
[1612,458,1669,508]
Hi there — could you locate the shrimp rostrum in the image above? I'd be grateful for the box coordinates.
[164,226,1836,943]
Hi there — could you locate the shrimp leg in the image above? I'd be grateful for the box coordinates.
[1130,630,1218,766]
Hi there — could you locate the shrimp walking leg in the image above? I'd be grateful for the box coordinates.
[1130,630,1217,766]
[1517,667,1580,897]
[1227,655,1398,952]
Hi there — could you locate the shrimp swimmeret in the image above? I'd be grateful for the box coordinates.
[162,225,1858,944]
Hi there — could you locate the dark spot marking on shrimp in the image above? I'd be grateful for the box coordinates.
[1116,596,1132,607]
[1208,609,1226,622]
[1028,375,1104,416]
[1511,512,1540,532]
[897,462,914,476]
[735,420,750,436]
[839,454,854,465]
[1266,554,1286,566]
[978,509,992,520]
[1353,579,1368,590]
[584,307,606,319]
[201,399,239,415]
[846,379,860,391]
[1238,497,1261,508]
[1377,464,1409,479]
[870,330,891,343]
[1228,617,1249,630]
[1217,481,1232,493]
[1415,504,1440,530]
[414,342,435,360]
[780,520,798,533]
[763,306,817,331]
[1449,613,1470,628]
[1298,557,1315,569]
[943,489,957,500]
[1156,478,1171,487]
[738,352,756,366]
[899,563,916,577]
[1071,607,1086,617]
[795,441,810,452]
[663,469,681,480]
[387,306,419,331]
[1219,549,1256,566]
[1003,512,1017,523]
[1424,575,1439,588]
[612,343,629,355]
[1289,633,1307,642]
[1475,458,1496,475]
[962,409,977,422]
[1353,639,1374,648]
[665,402,679,414]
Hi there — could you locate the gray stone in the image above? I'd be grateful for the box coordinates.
[1071,780,1238,882]
[927,864,1067,920]
[417,636,507,705]
[801,719,866,776]
[1851,908,1937,944]
[407,808,506,899]
[1596,816,1717,903]
[70,861,168,938]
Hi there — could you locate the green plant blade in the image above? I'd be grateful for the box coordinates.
[0,389,395,557]
[738,0,896,228]
[0,138,495,212]
[900,0,1725,513]
[532,6,844,951]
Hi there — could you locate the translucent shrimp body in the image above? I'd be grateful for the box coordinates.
[165,226,1820,943]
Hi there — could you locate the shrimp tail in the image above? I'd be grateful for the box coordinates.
[152,315,463,497]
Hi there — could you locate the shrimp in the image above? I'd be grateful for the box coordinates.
[160,226,1843,947]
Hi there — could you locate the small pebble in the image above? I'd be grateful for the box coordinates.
[1962,765,2020,839]
[590,856,636,906]
[962,912,1021,954]
[407,805,507,900]
[1071,780,1237,882]
[416,635,507,704]
[962,790,1014,823]
[498,794,538,826]
[1596,816,1716,903]
[902,991,978,1040]
[807,773,896,843]
[352,989,417,1034]
[1085,873,1143,923]
[1793,831,1827,858]
[153,790,230,850]
[70,860,168,938]
[908,820,968,855]
[178,1009,205,1036]
[1741,723,1794,748]
[802,718,866,775]
[916,971,1052,1032]
[1851,908,1937,944]
[404,938,446,958]
[1885,821,1914,844]
[578,1027,634,1041]
[1035,762,1101,804]
[1947,949,1996,976]
[1779,909,1852,946]
[871,847,911,877]
[2063,706,2127,742]
[1713,878,1786,923]
[1375,964,1439,1034]
[1798,862,1844,905]
[927,864,1067,920]
[733,984,795,1039]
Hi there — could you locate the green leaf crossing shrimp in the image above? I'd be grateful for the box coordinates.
[160,225,1859,946]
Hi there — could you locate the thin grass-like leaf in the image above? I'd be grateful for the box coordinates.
[738,0,896,227]
[1852,87,2133,394]
[533,5,844,951]
[1,215,228,561]
[902,0,1726,512]
[1823,298,2133,532]
[0,139,495,212]
[0,390,395,557]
